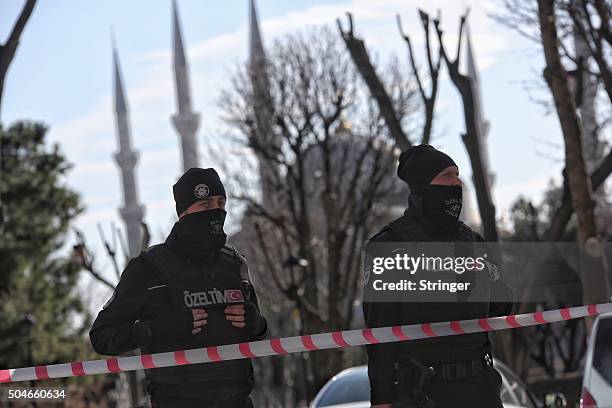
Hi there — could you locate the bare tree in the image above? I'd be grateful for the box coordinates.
[338,10,499,242]
[495,145,612,377]
[0,0,36,118]
[563,0,612,105]
[491,1,612,380]
[538,0,610,309]
[544,148,612,240]
[220,27,416,397]
[338,10,444,146]
[493,0,611,169]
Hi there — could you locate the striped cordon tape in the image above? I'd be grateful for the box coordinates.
[2,302,611,383]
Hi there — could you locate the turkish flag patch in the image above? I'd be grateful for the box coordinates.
[225,289,244,303]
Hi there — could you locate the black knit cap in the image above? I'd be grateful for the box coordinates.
[172,168,226,216]
[397,144,457,194]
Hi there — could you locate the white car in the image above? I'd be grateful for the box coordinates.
[311,360,567,408]
[580,311,612,408]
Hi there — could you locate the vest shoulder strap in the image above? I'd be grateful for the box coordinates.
[140,243,184,285]
[218,244,244,278]
[141,243,246,285]
[387,215,430,242]
[457,222,482,243]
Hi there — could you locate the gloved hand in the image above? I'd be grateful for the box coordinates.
[241,280,267,337]
[135,308,206,348]
[489,280,513,317]
[245,300,267,337]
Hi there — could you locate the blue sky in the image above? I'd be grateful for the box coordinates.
[1,0,566,304]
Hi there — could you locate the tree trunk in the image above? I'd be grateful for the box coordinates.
[338,15,411,150]
[544,148,612,241]
[433,16,498,242]
[537,0,610,307]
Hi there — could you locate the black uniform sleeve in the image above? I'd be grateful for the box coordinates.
[89,257,148,356]
[363,231,402,404]
[237,252,269,340]
[246,283,269,341]
[364,300,401,404]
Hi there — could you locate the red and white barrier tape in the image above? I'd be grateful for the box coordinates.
[1,302,611,384]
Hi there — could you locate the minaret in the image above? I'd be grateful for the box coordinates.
[249,0,277,203]
[171,0,200,172]
[465,25,495,194]
[249,0,271,122]
[112,38,145,258]
[459,177,480,227]
[249,0,265,67]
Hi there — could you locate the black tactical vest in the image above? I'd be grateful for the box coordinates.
[374,215,494,362]
[139,243,252,385]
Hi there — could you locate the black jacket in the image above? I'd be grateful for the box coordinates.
[363,195,513,404]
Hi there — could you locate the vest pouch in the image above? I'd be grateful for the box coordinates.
[144,344,253,385]
[145,364,187,385]
[143,286,173,321]
[179,358,253,384]
[143,338,253,385]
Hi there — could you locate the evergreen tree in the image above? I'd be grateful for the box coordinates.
[0,121,90,369]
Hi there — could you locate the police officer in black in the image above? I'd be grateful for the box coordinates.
[90,168,268,408]
[364,145,512,408]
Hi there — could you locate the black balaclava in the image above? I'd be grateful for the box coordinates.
[420,185,462,233]
[172,168,228,256]
[397,144,462,234]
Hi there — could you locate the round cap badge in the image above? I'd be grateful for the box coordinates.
[194,184,210,199]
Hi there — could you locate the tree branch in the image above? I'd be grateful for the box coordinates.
[433,11,499,241]
[0,0,37,114]
[544,147,612,240]
[337,13,411,150]
[397,10,442,144]
[72,229,116,291]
